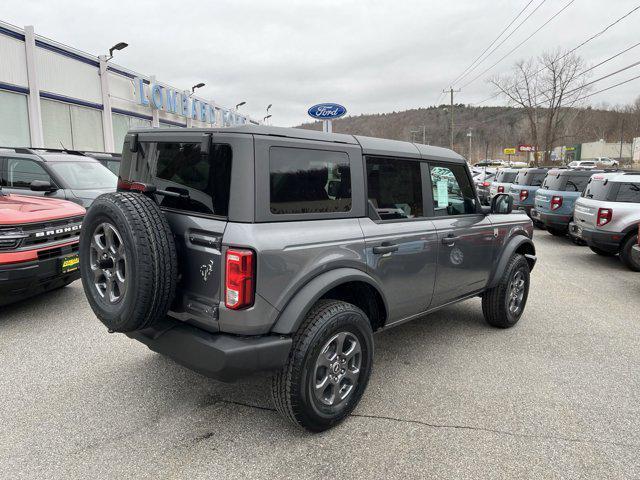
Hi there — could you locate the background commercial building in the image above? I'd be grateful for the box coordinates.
[0,21,257,153]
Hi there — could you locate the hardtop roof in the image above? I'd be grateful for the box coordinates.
[128,124,465,163]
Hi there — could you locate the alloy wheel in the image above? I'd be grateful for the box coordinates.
[313,331,362,407]
[89,223,127,304]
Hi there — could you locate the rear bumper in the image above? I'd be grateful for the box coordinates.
[569,224,621,253]
[0,243,79,306]
[538,211,572,230]
[127,317,292,382]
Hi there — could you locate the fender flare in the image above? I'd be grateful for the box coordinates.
[487,235,536,289]
[271,268,388,335]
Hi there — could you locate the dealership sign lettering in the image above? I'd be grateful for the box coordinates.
[135,78,246,126]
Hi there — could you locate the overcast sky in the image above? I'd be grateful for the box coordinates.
[2,0,639,125]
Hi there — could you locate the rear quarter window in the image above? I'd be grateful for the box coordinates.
[614,182,640,203]
[564,175,590,192]
[269,147,351,215]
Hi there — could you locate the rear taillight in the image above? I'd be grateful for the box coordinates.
[519,190,529,202]
[597,208,612,227]
[498,186,504,193]
[225,249,255,310]
[482,181,491,187]
[550,196,563,211]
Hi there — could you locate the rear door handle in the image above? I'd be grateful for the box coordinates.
[442,235,460,245]
[373,243,399,254]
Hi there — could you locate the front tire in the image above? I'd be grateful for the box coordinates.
[272,300,374,432]
[482,254,530,328]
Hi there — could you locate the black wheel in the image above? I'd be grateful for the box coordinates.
[620,234,640,272]
[482,254,530,328]
[589,246,617,257]
[79,192,178,333]
[547,227,565,237]
[272,300,374,432]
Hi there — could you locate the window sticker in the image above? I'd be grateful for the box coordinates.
[437,180,449,207]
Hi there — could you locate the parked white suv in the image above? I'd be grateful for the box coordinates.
[570,171,640,271]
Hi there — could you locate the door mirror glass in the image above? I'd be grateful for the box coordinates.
[30,180,56,192]
[491,193,513,214]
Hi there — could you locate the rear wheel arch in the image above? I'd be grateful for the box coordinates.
[271,268,388,335]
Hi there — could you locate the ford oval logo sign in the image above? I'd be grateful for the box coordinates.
[307,103,347,120]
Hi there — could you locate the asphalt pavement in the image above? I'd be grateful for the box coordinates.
[1,230,638,479]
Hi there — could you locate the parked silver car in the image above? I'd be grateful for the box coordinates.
[570,171,640,271]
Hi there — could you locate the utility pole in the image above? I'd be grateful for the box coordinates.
[619,116,625,161]
[443,87,460,151]
[467,129,473,161]
[422,125,426,145]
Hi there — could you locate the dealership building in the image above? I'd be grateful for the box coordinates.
[0,21,256,153]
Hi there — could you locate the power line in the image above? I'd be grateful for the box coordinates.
[469,6,640,106]
[450,0,536,87]
[573,72,640,103]
[460,0,576,90]
[462,60,640,128]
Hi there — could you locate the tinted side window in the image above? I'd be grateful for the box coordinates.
[530,173,546,186]
[270,147,351,215]
[366,157,423,220]
[429,164,476,216]
[615,183,640,203]
[153,142,232,216]
[6,158,51,188]
[564,175,590,192]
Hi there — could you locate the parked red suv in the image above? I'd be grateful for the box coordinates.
[0,190,84,307]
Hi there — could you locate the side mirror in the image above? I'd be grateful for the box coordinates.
[30,180,56,192]
[491,193,513,214]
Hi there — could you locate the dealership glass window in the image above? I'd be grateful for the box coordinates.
[112,113,152,152]
[366,157,422,220]
[429,164,476,216]
[42,99,104,151]
[6,158,52,188]
[270,147,351,215]
[0,90,30,147]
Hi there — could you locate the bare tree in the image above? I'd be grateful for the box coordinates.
[490,50,590,164]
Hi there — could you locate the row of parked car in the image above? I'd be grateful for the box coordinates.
[0,147,120,307]
[472,165,640,271]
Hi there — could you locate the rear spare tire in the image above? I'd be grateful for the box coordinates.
[79,192,177,332]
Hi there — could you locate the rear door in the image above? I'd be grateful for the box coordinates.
[359,156,438,323]
[574,176,613,229]
[132,131,241,330]
[427,162,495,306]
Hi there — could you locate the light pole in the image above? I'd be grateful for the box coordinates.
[191,82,205,94]
[106,42,128,61]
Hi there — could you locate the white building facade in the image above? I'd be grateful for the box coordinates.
[0,21,256,153]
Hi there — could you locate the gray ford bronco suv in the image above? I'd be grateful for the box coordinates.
[79,125,536,431]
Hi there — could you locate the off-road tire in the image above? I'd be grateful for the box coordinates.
[271,300,374,432]
[620,234,640,272]
[589,246,617,257]
[482,254,530,328]
[79,192,177,332]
